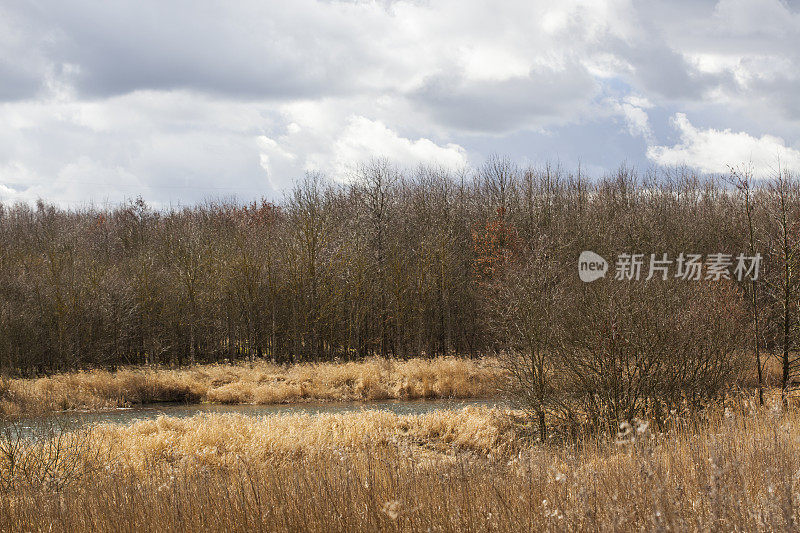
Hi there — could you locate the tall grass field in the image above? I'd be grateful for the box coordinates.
[2,400,800,532]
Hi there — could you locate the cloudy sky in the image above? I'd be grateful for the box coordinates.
[1,0,800,207]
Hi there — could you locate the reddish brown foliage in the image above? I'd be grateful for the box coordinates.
[471,207,518,284]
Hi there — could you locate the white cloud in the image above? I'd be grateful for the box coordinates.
[607,95,654,140]
[712,0,800,37]
[647,113,800,175]
[1,0,800,203]
[259,115,467,183]
[330,117,467,178]
[0,91,279,207]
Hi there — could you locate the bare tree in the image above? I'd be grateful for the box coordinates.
[760,170,800,402]
[731,166,765,404]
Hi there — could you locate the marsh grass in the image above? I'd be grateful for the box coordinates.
[0,354,789,418]
[0,356,502,415]
[4,400,800,531]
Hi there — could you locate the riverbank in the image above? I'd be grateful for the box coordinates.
[2,402,799,531]
[0,357,503,416]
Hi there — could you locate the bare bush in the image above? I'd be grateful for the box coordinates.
[0,417,109,493]
[553,279,746,433]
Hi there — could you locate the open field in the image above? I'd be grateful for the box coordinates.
[0,357,502,416]
[2,400,800,532]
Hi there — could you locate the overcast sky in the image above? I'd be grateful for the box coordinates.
[1,0,800,207]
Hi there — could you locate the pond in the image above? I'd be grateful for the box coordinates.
[2,397,506,435]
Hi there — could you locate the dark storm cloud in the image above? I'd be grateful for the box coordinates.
[611,40,712,101]
[411,64,597,133]
[2,0,373,100]
[0,60,42,101]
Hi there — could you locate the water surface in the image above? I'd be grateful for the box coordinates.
[4,397,505,435]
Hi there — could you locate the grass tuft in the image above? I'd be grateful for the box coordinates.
[0,357,503,416]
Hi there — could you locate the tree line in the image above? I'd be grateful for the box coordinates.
[0,158,797,403]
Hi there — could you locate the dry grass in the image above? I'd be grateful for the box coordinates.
[1,352,789,417]
[4,399,800,531]
[0,357,503,415]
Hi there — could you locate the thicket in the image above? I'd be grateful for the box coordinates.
[0,159,797,415]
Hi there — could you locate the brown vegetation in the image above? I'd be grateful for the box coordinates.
[4,158,800,431]
[497,277,748,435]
[0,356,502,415]
[0,160,795,376]
[4,401,800,531]
[3,158,800,530]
